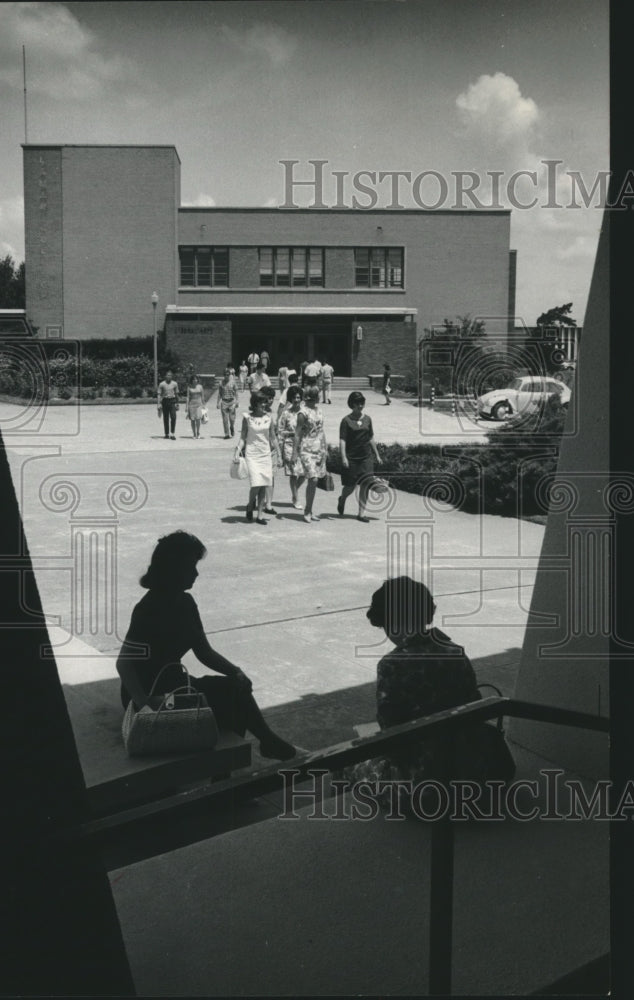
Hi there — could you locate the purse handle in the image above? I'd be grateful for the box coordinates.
[147,662,193,698]
[151,685,208,723]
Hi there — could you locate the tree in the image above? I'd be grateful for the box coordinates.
[535,303,577,327]
[0,255,26,309]
[422,315,489,396]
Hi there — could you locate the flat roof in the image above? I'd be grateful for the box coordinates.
[166,305,417,316]
[178,206,510,216]
[22,143,181,162]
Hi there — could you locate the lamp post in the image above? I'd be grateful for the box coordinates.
[151,292,159,394]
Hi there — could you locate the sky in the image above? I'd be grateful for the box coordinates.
[0,0,609,325]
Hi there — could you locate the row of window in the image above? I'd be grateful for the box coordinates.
[178,247,405,289]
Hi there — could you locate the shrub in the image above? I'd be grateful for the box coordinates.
[126,385,144,398]
[107,386,122,398]
[325,397,567,518]
[58,386,73,400]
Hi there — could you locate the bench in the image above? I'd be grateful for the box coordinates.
[62,675,252,818]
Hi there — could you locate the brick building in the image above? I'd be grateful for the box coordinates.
[23,144,515,376]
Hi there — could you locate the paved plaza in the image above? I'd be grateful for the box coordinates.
[2,390,609,995]
[3,388,539,754]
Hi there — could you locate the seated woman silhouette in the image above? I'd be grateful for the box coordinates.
[346,577,482,791]
[116,531,296,760]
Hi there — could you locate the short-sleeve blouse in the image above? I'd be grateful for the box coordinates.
[339,414,374,460]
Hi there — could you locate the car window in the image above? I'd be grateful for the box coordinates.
[510,378,524,390]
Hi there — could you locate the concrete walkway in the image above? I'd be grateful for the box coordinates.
[2,390,539,725]
[1,393,609,995]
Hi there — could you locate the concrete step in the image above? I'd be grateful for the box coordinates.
[265,376,371,390]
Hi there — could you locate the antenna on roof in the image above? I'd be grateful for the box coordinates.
[23,45,28,143]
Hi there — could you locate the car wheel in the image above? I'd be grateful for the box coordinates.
[492,401,512,420]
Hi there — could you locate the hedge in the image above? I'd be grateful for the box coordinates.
[326,398,567,517]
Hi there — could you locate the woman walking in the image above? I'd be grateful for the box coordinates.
[239,360,248,391]
[291,385,327,523]
[382,363,392,405]
[277,385,306,508]
[157,369,179,440]
[234,391,280,524]
[186,373,204,438]
[216,367,239,438]
[338,391,382,522]
[116,531,296,760]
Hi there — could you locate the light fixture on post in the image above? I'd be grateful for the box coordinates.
[356,324,363,341]
[151,291,159,393]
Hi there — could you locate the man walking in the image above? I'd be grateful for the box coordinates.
[321,360,334,403]
[157,369,179,440]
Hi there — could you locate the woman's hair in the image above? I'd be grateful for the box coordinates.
[189,374,198,385]
[261,385,276,399]
[288,373,299,385]
[304,385,319,401]
[384,364,391,371]
[348,391,366,408]
[140,531,207,590]
[249,391,268,412]
[367,577,436,635]
[287,385,303,402]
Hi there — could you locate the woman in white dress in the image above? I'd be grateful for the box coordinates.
[234,391,280,524]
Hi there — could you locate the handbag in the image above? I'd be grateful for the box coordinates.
[201,407,209,424]
[317,472,335,491]
[371,476,390,493]
[230,456,249,480]
[122,664,219,757]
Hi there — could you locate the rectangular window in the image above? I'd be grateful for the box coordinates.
[354,248,404,288]
[179,247,229,286]
[258,248,325,287]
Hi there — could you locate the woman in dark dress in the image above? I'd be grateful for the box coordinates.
[116,531,296,760]
[337,391,382,522]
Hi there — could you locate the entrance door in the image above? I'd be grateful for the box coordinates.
[232,317,351,376]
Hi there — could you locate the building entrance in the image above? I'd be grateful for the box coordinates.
[232,316,351,376]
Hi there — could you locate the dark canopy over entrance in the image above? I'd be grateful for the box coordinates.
[232,315,351,375]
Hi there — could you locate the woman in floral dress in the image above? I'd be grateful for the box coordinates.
[186,374,204,439]
[277,385,305,508]
[291,385,327,523]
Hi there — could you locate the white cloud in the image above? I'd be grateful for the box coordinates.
[0,196,25,261]
[219,21,297,66]
[555,235,598,261]
[182,193,216,207]
[456,72,539,145]
[0,2,139,100]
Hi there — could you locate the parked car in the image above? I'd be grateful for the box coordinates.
[477,375,571,421]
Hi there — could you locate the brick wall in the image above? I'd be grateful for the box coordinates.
[229,248,259,287]
[176,209,511,342]
[165,319,232,375]
[350,320,417,378]
[24,148,64,334]
[325,248,353,288]
[61,147,179,339]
